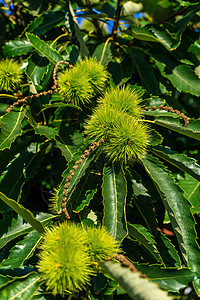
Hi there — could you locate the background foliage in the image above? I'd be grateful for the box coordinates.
[1,0,200,299]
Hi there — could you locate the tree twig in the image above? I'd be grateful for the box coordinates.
[111,0,123,41]
[85,0,105,42]
[158,6,188,25]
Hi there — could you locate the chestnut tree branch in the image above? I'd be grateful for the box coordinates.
[85,0,105,42]
[111,0,123,41]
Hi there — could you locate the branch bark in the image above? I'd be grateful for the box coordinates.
[111,0,123,41]
[85,0,105,42]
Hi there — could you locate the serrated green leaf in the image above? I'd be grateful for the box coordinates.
[172,4,200,49]
[125,26,160,42]
[99,261,173,300]
[57,149,100,211]
[127,223,163,264]
[142,155,200,278]
[157,233,182,268]
[25,108,57,139]
[0,193,45,235]
[129,48,158,95]
[54,127,84,161]
[186,31,200,61]
[0,230,42,269]
[149,43,200,95]
[0,272,40,300]
[155,60,200,96]
[151,145,200,181]
[26,33,64,65]
[2,40,33,57]
[177,173,200,215]
[28,11,65,36]
[102,162,128,243]
[70,172,102,213]
[21,0,48,15]
[128,169,158,237]
[24,14,44,34]
[143,96,165,108]
[0,143,45,202]
[26,52,49,86]
[150,129,163,146]
[0,274,13,287]
[135,263,195,293]
[0,212,54,249]
[0,107,26,150]
[68,3,89,57]
[148,25,173,50]
[0,134,32,175]
[92,42,113,66]
[153,116,200,140]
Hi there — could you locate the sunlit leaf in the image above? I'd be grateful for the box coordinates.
[102,162,128,243]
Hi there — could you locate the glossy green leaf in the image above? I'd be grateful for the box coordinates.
[26,33,64,65]
[153,116,200,140]
[142,155,200,277]
[149,44,200,96]
[3,40,32,57]
[0,107,26,150]
[128,169,158,236]
[0,274,13,287]
[24,14,44,34]
[53,126,83,161]
[26,11,65,36]
[172,4,200,49]
[135,263,195,293]
[125,26,160,42]
[177,173,200,215]
[0,134,32,175]
[92,41,113,66]
[144,96,165,108]
[157,233,182,268]
[0,272,40,300]
[102,162,128,243]
[0,213,53,249]
[155,60,200,96]
[151,146,200,181]
[68,3,89,57]
[127,223,163,263]
[150,129,163,146]
[187,31,200,61]
[92,279,118,299]
[0,230,42,269]
[21,0,48,15]
[57,149,100,211]
[0,192,45,235]
[70,172,102,213]
[99,261,173,300]
[26,52,49,86]
[0,143,45,202]
[148,25,173,50]
[129,48,158,94]
[54,139,73,161]
[41,61,55,90]
[25,108,57,139]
